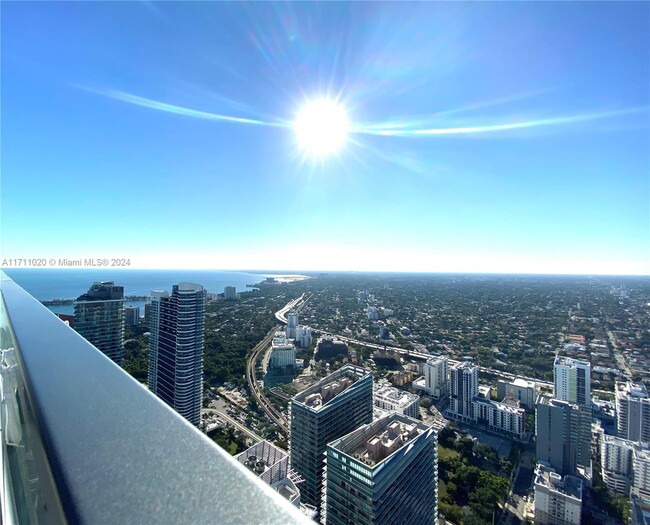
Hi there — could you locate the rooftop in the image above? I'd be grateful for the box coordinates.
[554,355,590,368]
[534,463,583,501]
[331,413,432,468]
[616,380,648,399]
[374,382,419,406]
[512,377,536,388]
[293,364,370,411]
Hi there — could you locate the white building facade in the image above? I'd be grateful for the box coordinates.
[373,382,420,419]
[554,356,591,407]
[425,356,449,399]
[616,381,650,443]
[534,463,583,525]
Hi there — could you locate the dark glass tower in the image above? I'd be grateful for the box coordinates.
[74,281,125,366]
[290,365,373,515]
[148,282,206,425]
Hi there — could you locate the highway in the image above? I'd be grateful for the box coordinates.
[275,294,305,324]
[321,332,555,390]
[245,326,289,435]
[202,406,264,443]
[246,293,312,437]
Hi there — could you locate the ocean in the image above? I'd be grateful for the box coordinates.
[3,269,277,315]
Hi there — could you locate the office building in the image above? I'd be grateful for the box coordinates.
[497,378,536,409]
[270,332,296,369]
[148,282,206,425]
[124,306,139,327]
[616,381,650,443]
[74,281,125,366]
[424,356,449,399]
[236,440,301,510]
[224,285,236,300]
[534,463,583,525]
[324,413,438,525]
[554,356,591,407]
[290,365,373,513]
[536,395,591,477]
[448,361,478,422]
[373,381,420,418]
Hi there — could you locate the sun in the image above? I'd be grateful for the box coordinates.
[293,98,350,157]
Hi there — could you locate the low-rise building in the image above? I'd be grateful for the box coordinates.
[236,441,301,509]
[473,396,526,440]
[534,463,583,525]
[373,381,420,419]
[497,378,536,409]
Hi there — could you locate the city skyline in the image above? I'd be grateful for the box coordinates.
[2,2,649,275]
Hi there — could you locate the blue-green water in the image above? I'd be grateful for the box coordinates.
[3,269,276,315]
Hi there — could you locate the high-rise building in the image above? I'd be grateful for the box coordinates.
[616,381,650,443]
[424,356,449,399]
[270,332,296,369]
[373,382,420,419]
[74,281,125,366]
[224,286,236,300]
[448,361,478,422]
[633,447,650,502]
[287,310,299,339]
[290,365,373,514]
[148,282,206,425]
[144,302,151,323]
[534,463,583,525]
[295,326,312,349]
[554,356,591,407]
[535,395,591,477]
[367,306,379,321]
[324,413,438,525]
[124,306,139,327]
[601,435,637,495]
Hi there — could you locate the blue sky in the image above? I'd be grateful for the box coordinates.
[2,2,649,274]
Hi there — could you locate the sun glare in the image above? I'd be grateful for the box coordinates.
[293,98,349,157]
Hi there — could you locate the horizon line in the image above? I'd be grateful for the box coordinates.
[2,267,648,278]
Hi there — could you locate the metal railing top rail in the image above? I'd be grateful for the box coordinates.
[0,272,310,525]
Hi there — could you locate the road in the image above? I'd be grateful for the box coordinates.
[245,293,312,437]
[275,294,305,324]
[321,331,555,390]
[607,330,633,379]
[202,403,264,443]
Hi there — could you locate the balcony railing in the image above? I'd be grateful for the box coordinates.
[0,271,310,524]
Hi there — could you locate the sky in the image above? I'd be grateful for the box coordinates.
[2,2,649,274]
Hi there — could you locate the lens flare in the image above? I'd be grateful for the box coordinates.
[293,99,350,157]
